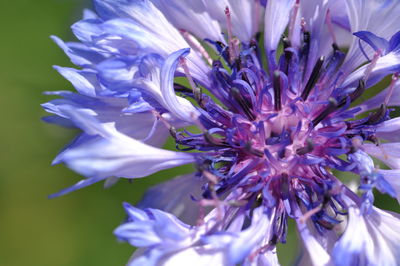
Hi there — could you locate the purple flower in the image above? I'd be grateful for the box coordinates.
[44,0,400,265]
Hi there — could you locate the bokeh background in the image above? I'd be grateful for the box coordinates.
[1,1,399,266]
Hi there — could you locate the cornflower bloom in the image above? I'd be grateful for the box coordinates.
[43,0,400,265]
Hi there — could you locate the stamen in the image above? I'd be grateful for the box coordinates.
[200,170,225,221]
[299,205,322,224]
[349,79,366,102]
[151,110,178,139]
[300,17,307,32]
[282,36,292,74]
[289,0,300,41]
[325,9,337,47]
[180,29,213,65]
[337,79,366,109]
[273,71,282,111]
[300,30,311,81]
[169,126,177,139]
[180,58,204,106]
[384,73,399,105]
[301,56,325,101]
[204,131,228,147]
[225,6,238,63]
[180,58,198,90]
[363,50,382,82]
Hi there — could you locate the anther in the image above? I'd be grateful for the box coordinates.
[244,141,264,157]
[350,79,366,102]
[384,73,399,105]
[282,36,291,50]
[173,83,192,93]
[366,104,387,125]
[336,79,366,109]
[312,97,337,126]
[169,126,177,139]
[273,71,282,111]
[301,56,325,101]
[296,138,314,155]
[332,43,340,51]
[204,131,227,147]
[180,29,213,65]
[282,36,292,74]
[231,87,255,120]
[225,6,238,63]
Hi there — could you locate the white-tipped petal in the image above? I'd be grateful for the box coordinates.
[264,0,295,54]
[160,48,200,123]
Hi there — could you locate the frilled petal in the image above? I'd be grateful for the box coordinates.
[51,36,107,68]
[151,0,224,42]
[47,105,195,197]
[137,173,205,224]
[115,203,190,247]
[91,0,210,86]
[53,66,100,97]
[226,207,275,264]
[42,91,168,146]
[264,0,295,54]
[55,106,194,175]
[117,204,201,266]
[295,212,331,266]
[120,205,278,266]
[333,206,400,266]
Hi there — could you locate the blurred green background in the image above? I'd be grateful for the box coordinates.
[0,1,399,266]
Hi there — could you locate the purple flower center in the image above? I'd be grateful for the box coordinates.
[168,28,392,238]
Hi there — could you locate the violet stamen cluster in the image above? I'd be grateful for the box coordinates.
[43,0,400,265]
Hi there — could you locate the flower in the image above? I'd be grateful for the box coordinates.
[43,0,400,265]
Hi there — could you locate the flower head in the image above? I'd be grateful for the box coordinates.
[44,0,400,265]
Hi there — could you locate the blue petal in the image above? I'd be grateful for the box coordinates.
[53,66,99,97]
[354,31,390,53]
[51,36,107,67]
[48,176,106,198]
[389,31,400,52]
[160,48,199,122]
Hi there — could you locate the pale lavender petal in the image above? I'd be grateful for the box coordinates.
[363,143,400,169]
[160,48,199,123]
[137,173,205,224]
[264,0,295,54]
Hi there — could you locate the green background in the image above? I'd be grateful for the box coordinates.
[0,1,398,266]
